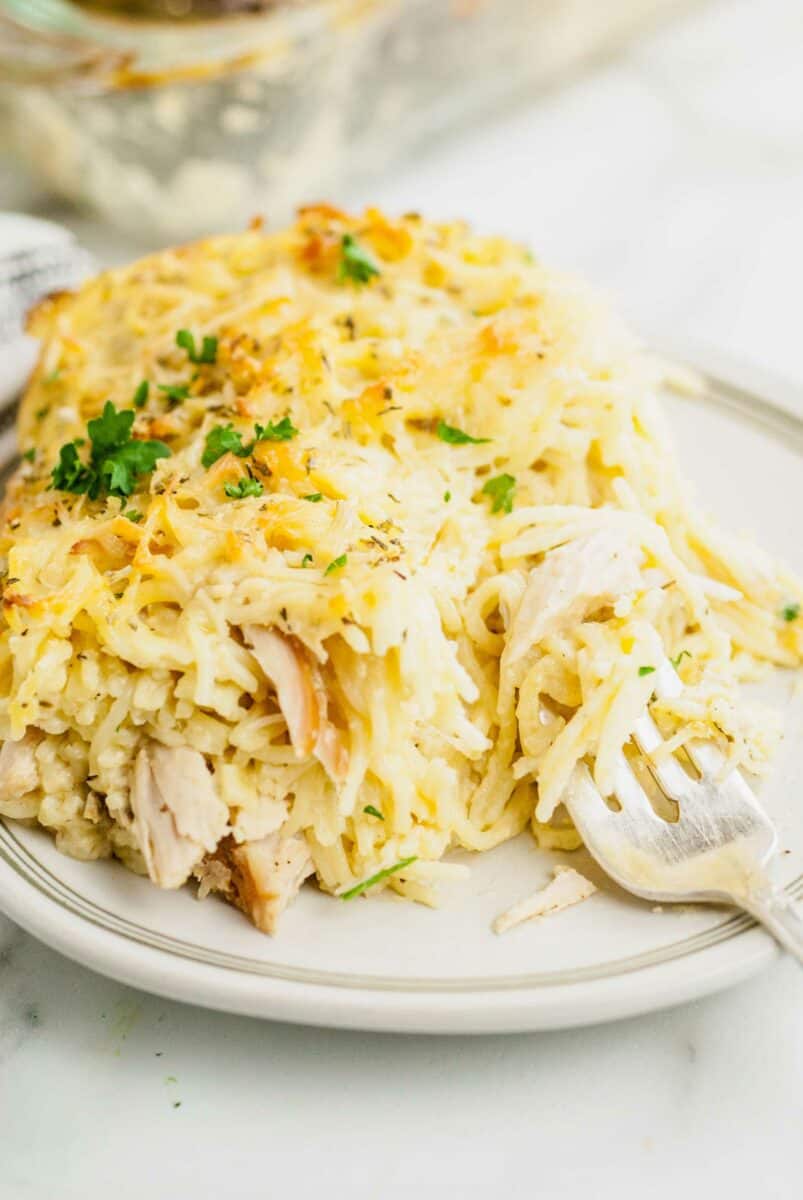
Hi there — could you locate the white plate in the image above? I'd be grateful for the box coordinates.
[0,346,801,1033]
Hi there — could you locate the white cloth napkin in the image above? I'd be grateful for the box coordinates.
[0,212,93,408]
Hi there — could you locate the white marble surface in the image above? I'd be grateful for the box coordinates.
[2,0,803,1194]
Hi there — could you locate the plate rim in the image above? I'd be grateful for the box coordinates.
[0,342,800,1032]
[0,848,781,1033]
[1,816,799,994]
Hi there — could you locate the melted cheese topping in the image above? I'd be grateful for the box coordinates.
[0,206,801,920]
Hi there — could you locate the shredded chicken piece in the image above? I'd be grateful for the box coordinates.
[131,743,229,889]
[227,832,315,934]
[193,856,233,901]
[503,530,642,670]
[0,731,40,805]
[245,626,319,755]
[244,625,348,781]
[493,865,597,934]
[309,673,350,781]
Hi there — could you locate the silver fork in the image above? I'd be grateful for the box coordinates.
[564,659,803,962]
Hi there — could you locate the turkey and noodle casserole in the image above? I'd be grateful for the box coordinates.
[0,207,800,934]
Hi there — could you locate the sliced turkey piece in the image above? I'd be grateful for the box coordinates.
[503,529,643,670]
[244,625,348,781]
[0,731,40,803]
[131,743,229,889]
[228,832,315,934]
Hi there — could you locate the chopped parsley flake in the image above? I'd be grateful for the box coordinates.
[301,553,314,567]
[325,553,347,576]
[670,650,691,669]
[254,416,298,443]
[481,473,516,514]
[363,804,384,821]
[224,477,264,499]
[638,665,656,677]
[50,402,170,501]
[133,380,149,408]
[176,328,218,364]
[337,234,380,285]
[21,448,35,463]
[443,490,451,502]
[341,856,417,900]
[124,509,144,523]
[303,492,323,502]
[43,369,61,385]
[158,383,190,406]
[158,386,192,410]
[782,602,800,622]
[436,420,491,445]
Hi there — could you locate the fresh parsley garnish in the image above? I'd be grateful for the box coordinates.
[50,401,170,500]
[202,419,299,469]
[202,424,248,468]
[443,490,451,503]
[124,509,144,523]
[670,650,691,669]
[224,477,264,500]
[337,234,380,286]
[21,448,35,464]
[638,665,656,677]
[254,416,298,443]
[341,856,417,900]
[301,552,314,567]
[782,602,800,623]
[176,328,218,365]
[303,492,323,502]
[363,804,384,821]
[325,554,347,576]
[50,443,84,491]
[436,420,491,445]
[481,473,516,514]
[133,380,149,409]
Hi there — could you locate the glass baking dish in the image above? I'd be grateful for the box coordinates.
[0,0,698,241]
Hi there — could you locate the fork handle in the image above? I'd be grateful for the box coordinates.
[738,888,803,966]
